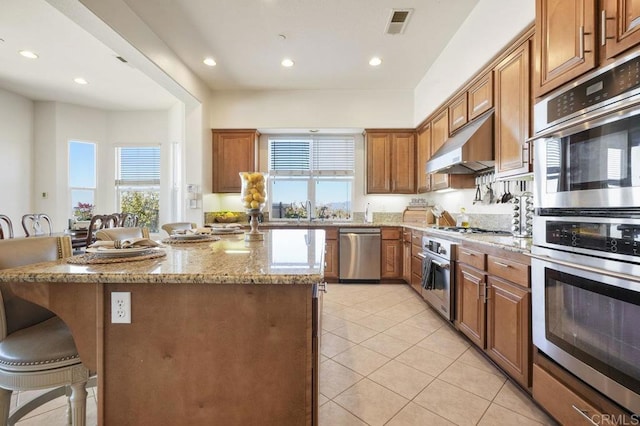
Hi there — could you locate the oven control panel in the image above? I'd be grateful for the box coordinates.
[546,221,640,257]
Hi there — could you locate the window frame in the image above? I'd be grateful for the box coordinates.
[68,140,97,218]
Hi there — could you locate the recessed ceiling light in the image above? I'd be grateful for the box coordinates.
[309,129,319,133]
[281,58,294,68]
[369,57,382,67]
[19,50,38,59]
[74,77,88,85]
[203,57,216,67]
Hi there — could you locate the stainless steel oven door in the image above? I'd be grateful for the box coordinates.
[531,246,640,413]
[421,253,453,321]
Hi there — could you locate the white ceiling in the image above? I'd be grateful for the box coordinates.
[0,0,480,109]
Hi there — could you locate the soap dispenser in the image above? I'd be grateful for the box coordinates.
[365,203,373,223]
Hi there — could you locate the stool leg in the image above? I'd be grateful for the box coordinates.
[0,388,11,426]
[69,382,87,426]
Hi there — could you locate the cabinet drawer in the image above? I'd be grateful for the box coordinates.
[382,228,401,240]
[411,255,423,279]
[403,230,411,242]
[458,247,486,270]
[533,365,612,426]
[487,255,529,288]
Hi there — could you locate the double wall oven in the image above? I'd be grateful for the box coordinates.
[532,51,640,414]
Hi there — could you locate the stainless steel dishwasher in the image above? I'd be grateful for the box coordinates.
[339,228,381,281]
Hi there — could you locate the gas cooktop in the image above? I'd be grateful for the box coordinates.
[432,226,512,235]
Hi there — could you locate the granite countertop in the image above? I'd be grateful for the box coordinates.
[0,229,325,285]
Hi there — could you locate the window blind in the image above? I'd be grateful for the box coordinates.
[269,136,354,175]
[116,146,160,185]
[313,137,355,174]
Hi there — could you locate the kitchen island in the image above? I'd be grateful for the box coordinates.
[0,229,325,426]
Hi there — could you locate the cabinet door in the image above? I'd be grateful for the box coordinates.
[416,124,432,193]
[456,264,486,348]
[468,72,494,120]
[603,0,640,59]
[381,239,402,279]
[448,93,468,133]
[212,130,258,193]
[486,276,531,388]
[366,133,392,193]
[534,0,597,97]
[430,110,451,190]
[411,255,423,294]
[495,40,532,179]
[324,239,339,281]
[391,133,416,193]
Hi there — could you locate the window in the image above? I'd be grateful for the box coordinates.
[116,146,160,232]
[68,141,96,220]
[268,136,354,220]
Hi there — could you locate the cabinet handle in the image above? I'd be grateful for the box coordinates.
[579,26,585,58]
[461,250,474,256]
[319,282,328,293]
[601,10,607,46]
[482,283,488,304]
[493,261,510,268]
[571,405,599,426]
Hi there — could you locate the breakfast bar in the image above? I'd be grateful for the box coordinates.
[0,229,325,426]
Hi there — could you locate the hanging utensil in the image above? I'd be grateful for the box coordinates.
[473,176,482,204]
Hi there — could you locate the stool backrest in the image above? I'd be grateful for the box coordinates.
[0,215,13,239]
[21,213,53,237]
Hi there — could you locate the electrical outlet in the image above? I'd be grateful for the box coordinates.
[111,292,131,324]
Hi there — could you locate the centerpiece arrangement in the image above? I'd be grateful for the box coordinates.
[240,172,268,241]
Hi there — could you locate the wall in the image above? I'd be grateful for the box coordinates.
[0,88,34,226]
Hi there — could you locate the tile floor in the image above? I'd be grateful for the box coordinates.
[13,283,557,425]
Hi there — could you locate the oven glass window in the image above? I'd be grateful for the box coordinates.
[545,115,640,192]
[545,269,640,393]
[422,256,448,301]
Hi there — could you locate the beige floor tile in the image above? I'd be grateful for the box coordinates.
[330,307,371,322]
[386,402,456,426]
[321,332,357,358]
[399,312,446,334]
[413,379,491,425]
[323,301,347,315]
[319,401,367,426]
[17,395,97,426]
[375,305,422,322]
[351,296,402,314]
[383,323,432,345]
[319,359,364,399]
[416,328,470,359]
[494,381,557,425]
[17,390,68,420]
[351,314,399,332]
[438,360,507,400]
[322,313,349,331]
[319,393,330,407]
[334,378,409,426]
[393,299,428,315]
[478,403,549,426]
[360,333,412,358]
[457,346,504,377]
[333,345,391,376]
[395,346,456,377]
[331,321,380,344]
[368,360,435,399]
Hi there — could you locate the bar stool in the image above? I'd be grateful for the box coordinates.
[21,214,52,237]
[0,216,13,240]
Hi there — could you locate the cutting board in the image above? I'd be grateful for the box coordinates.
[439,211,456,226]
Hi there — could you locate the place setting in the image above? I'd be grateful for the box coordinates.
[68,237,167,264]
[205,223,245,235]
[161,227,222,244]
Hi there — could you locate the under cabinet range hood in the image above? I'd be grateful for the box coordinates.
[426,109,495,174]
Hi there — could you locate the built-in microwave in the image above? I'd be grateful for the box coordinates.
[533,50,640,210]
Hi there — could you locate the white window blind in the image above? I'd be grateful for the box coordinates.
[269,136,355,175]
[116,146,160,186]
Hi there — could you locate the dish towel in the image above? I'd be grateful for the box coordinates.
[89,238,162,249]
[422,257,434,290]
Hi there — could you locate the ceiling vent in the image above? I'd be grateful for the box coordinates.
[385,9,413,35]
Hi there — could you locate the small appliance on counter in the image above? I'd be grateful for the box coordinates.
[510,192,533,237]
[402,198,434,224]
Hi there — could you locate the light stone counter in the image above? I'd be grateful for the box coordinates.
[0,228,325,285]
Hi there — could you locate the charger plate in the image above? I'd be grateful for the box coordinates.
[86,247,155,257]
[161,235,221,244]
[68,250,166,264]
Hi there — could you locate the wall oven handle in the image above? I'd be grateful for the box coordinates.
[417,252,426,259]
[431,260,449,269]
[571,405,599,426]
[529,253,640,283]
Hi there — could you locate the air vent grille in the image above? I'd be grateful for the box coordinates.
[385,9,413,35]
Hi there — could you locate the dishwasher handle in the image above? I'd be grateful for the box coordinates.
[339,228,381,234]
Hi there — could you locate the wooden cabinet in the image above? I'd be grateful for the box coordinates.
[448,93,468,133]
[381,227,402,279]
[416,124,431,193]
[468,72,494,120]
[410,230,424,295]
[534,0,597,97]
[603,0,640,59]
[455,242,532,388]
[212,129,259,193]
[402,229,412,284]
[366,130,416,194]
[494,40,532,179]
[429,109,475,191]
[323,228,339,282]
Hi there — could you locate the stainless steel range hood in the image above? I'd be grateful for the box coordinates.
[426,109,494,174]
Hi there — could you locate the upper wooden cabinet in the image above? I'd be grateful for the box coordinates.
[448,93,468,133]
[429,109,475,191]
[534,0,597,97]
[416,124,431,193]
[495,40,532,179]
[603,0,640,59]
[212,129,259,193]
[365,130,416,194]
[468,72,494,120]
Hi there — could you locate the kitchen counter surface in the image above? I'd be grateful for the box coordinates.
[0,229,325,285]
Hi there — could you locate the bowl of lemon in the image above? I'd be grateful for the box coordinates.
[214,211,239,223]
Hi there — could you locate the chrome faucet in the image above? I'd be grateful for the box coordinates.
[305,200,313,222]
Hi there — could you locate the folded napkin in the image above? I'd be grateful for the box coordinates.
[90,238,161,249]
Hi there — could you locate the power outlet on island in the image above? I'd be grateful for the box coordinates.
[111,292,131,324]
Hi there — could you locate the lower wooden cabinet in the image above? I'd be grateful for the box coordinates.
[381,227,402,280]
[402,230,412,283]
[410,230,424,294]
[323,228,339,281]
[455,242,532,388]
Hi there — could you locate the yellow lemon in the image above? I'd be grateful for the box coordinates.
[250,200,260,209]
